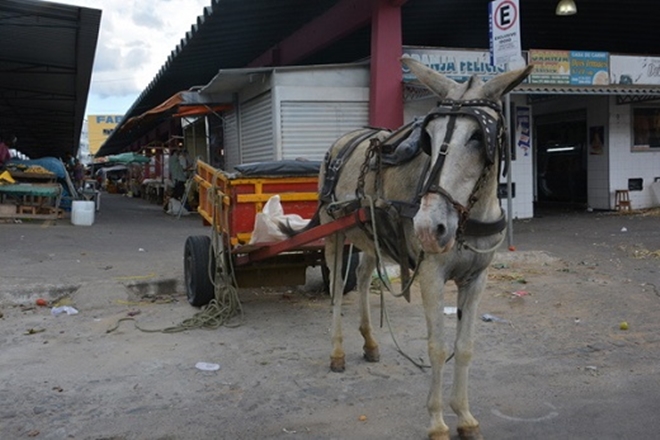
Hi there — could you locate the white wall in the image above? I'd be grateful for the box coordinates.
[608,98,660,209]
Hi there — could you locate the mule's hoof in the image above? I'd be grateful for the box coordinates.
[330,356,345,372]
[363,348,380,363]
[427,428,450,440]
[457,425,483,440]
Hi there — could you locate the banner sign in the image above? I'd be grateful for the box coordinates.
[402,47,507,82]
[489,0,522,66]
[515,106,531,157]
[610,55,660,85]
[529,50,609,85]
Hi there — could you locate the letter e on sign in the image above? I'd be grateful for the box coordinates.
[495,0,517,31]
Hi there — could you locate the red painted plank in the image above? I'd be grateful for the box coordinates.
[234,208,369,266]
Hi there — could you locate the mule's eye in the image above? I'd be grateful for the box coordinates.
[469,130,484,144]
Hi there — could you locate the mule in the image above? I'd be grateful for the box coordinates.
[285,57,532,440]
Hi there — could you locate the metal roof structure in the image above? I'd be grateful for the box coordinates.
[0,0,101,160]
[100,0,660,156]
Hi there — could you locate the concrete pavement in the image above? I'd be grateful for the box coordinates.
[0,193,210,306]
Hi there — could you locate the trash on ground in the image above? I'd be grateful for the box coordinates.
[621,227,627,232]
[481,313,509,323]
[24,328,46,335]
[35,298,48,307]
[619,321,629,330]
[51,306,79,316]
[195,362,220,371]
[443,306,457,315]
[512,290,530,297]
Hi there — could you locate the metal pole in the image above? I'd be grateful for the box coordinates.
[504,94,514,249]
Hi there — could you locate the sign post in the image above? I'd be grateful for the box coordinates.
[489,0,521,249]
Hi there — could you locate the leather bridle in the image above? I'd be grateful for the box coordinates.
[416,98,507,239]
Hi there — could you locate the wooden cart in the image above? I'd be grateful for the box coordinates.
[184,160,361,306]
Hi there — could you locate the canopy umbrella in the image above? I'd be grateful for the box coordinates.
[104,152,150,164]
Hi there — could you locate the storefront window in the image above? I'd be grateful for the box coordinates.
[632,107,660,150]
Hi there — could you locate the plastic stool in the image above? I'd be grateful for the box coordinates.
[615,190,631,211]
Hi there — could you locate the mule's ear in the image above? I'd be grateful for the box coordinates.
[401,56,459,100]
[482,64,534,99]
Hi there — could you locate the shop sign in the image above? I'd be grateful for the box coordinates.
[610,55,660,85]
[402,47,508,82]
[529,50,609,85]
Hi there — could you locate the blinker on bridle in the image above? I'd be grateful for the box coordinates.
[417,98,506,237]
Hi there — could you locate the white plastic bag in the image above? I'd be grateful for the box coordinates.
[248,195,309,244]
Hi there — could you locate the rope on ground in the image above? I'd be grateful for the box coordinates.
[107,169,243,334]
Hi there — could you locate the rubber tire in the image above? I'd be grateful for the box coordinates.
[184,235,215,307]
[322,249,359,295]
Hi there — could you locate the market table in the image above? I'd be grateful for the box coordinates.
[0,183,63,220]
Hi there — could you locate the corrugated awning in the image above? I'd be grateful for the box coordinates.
[119,91,232,133]
[513,84,660,95]
[404,81,660,102]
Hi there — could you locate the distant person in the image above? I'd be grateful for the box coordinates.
[0,132,16,167]
[168,149,187,200]
[73,159,84,190]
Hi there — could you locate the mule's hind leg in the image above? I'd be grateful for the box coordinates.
[357,253,379,362]
[450,271,487,440]
[327,233,347,372]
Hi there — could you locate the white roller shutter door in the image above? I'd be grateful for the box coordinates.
[280,101,369,161]
[240,92,273,163]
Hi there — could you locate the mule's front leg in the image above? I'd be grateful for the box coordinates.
[357,254,379,362]
[419,260,451,440]
[450,271,488,440]
[327,234,347,372]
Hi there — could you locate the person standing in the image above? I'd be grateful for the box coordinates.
[168,149,187,200]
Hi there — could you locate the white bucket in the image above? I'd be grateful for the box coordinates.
[71,200,95,226]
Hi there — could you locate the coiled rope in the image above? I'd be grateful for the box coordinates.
[108,170,243,334]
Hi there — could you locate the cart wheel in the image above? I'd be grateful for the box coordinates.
[184,235,215,307]
[322,249,359,295]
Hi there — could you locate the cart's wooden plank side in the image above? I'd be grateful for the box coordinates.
[194,160,319,246]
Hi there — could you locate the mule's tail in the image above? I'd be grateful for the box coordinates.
[278,207,321,237]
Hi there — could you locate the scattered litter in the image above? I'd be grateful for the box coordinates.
[35,298,48,307]
[138,248,146,252]
[585,365,598,371]
[127,309,141,317]
[621,227,627,232]
[358,415,368,422]
[24,328,46,335]
[574,318,580,324]
[195,362,220,371]
[512,290,529,297]
[443,306,457,315]
[481,313,509,323]
[619,321,629,330]
[51,306,79,316]
[282,428,297,434]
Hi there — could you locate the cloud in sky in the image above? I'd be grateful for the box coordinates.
[55,0,210,115]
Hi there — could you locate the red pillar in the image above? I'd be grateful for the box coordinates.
[369,0,404,129]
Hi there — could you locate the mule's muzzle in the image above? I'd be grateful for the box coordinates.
[414,194,458,254]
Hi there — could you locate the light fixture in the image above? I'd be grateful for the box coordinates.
[556,0,577,16]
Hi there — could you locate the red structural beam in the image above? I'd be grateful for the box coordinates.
[248,0,372,67]
[369,0,404,129]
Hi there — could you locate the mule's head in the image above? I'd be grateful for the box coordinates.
[402,57,532,254]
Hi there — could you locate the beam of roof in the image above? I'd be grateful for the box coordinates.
[247,0,371,67]
[0,0,100,160]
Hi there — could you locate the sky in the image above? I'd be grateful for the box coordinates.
[55,0,211,117]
